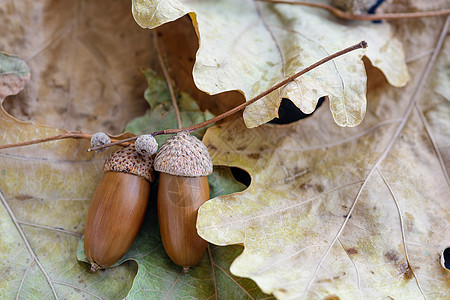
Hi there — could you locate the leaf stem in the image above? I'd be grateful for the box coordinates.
[207,244,219,300]
[153,32,183,129]
[257,0,450,20]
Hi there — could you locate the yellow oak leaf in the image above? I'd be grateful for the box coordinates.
[133,0,409,127]
[197,22,450,298]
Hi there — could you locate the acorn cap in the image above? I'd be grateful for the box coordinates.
[154,131,213,177]
[103,145,155,182]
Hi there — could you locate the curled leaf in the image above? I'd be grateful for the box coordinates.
[133,0,409,127]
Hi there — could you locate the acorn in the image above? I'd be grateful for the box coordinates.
[84,144,155,272]
[154,131,213,271]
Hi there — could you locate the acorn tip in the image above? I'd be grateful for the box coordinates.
[90,261,100,272]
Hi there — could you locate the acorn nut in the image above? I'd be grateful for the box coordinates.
[154,131,213,271]
[84,145,155,272]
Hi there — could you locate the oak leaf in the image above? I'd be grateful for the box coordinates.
[196,21,450,298]
[0,53,136,299]
[132,0,409,127]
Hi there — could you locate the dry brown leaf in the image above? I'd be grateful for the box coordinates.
[197,17,450,299]
[133,0,410,128]
[0,53,137,299]
[0,1,154,134]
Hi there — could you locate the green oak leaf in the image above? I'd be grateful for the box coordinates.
[77,69,270,298]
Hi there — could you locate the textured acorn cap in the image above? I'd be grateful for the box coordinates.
[154,131,213,177]
[103,145,155,182]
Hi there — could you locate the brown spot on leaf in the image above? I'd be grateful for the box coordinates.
[15,194,33,200]
[247,153,260,160]
[385,249,414,281]
[385,250,400,263]
[279,288,287,293]
[404,212,415,232]
[324,295,340,300]
[317,184,325,193]
[318,278,332,283]
[399,263,414,280]
[300,183,312,189]
[206,144,217,151]
[346,248,358,255]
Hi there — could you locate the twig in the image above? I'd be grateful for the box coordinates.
[0,132,91,150]
[1,41,367,153]
[257,0,450,20]
[153,32,183,129]
[89,41,367,152]
[0,132,129,150]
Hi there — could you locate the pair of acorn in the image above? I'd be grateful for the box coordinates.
[84,131,212,272]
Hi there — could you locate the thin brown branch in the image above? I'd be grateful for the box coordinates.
[172,41,367,133]
[153,32,182,129]
[0,132,130,151]
[0,132,92,150]
[3,41,366,153]
[257,0,450,20]
[89,40,367,152]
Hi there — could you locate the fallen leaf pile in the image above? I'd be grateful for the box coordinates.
[1,0,449,299]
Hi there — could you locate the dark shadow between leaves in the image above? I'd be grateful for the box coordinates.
[269,97,326,125]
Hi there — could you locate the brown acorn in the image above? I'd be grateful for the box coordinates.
[154,131,213,271]
[84,145,155,272]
